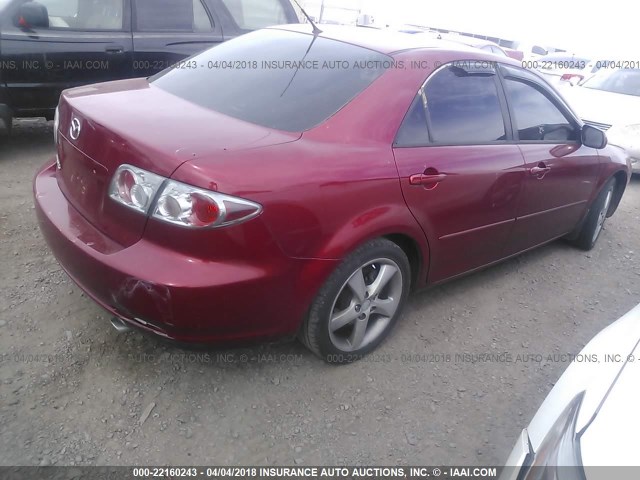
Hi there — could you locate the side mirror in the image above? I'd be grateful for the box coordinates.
[15,2,49,30]
[582,124,607,149]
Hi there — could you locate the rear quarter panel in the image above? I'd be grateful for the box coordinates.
[171,140,429,261]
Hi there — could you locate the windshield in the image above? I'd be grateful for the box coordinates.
[582,68,640,96]
[151,29,392,132]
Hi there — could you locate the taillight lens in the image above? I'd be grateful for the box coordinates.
[152,180,261,228]
[109,165,165,214]
[108,164,262,229]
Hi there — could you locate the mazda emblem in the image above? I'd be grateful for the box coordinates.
[70,117,82,140]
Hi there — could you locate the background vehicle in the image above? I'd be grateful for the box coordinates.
[412,31,523,60]
[442,34,523,60]
[0,0,299,133]
[34,25,630,363]
[502,303,640,477]
[516,42,549,61]
[562,68,640,173]
[532,52,600,86]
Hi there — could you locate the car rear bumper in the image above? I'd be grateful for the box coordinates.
[34,162,337,344]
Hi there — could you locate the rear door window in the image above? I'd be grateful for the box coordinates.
[395,95,431,147]
[36,0,124,30]
[424,64,507,144]
[220,0,289,30]
[134,0,212,32]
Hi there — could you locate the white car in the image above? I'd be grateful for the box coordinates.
[502,303,640,479]
[413,32,523,60]
[561,68,640,173]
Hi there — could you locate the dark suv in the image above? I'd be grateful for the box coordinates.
[0,0,298,133]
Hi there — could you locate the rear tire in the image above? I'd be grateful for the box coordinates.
[572,178,616,251]
[300,238,411,364]
[0,115,11,137]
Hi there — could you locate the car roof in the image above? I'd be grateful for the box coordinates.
[268,24,481,55]
[434,34,499,49]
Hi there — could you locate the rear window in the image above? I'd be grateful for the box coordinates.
[220,0,290,30]
[134,0,194,31]
[28,0,125,30]
[151,29,391,132]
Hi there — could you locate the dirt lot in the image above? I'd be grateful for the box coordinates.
[1,118,639,467]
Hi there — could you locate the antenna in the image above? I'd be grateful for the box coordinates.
[292,0,322,36]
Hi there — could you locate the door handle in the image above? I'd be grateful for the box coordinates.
[409,173,447,187]
[105,46,125,54]
[530,163,551,178]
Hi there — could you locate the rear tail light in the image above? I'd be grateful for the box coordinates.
[109,165,165,214]
[560,73,584,82]
[109,164,262,229]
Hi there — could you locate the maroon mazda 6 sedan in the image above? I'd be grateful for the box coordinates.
[34,25,631,363]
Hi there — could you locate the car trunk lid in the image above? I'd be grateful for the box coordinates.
[56,78,301,246]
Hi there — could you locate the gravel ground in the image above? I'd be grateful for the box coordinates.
[1,118,639,467]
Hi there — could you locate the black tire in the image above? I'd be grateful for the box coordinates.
[0,116,11,137]
[300,238,411,364]
[572,178,616,251]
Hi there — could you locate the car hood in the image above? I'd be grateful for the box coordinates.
[579,345,640,466]
[560,85,640,127]
[525,304,640,452]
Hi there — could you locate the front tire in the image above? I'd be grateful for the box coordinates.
[300,238,411,363]
[572,178,616,251]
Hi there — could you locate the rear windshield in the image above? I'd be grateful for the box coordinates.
[151,29,391,132]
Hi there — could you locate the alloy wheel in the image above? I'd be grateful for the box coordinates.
[327,258,403,352]
[592,188,613,244]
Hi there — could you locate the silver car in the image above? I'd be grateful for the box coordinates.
[561,68,640,173]
[502,303,640,479]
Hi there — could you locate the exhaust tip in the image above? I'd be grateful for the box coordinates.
[110,316,132,333]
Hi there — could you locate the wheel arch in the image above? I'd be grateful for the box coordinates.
[608,170,628,217]
[382,233,425,291]
[565,171,623,242]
